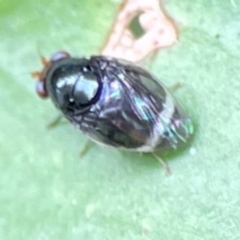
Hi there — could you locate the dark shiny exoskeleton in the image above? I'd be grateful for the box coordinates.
[34,52,193,152]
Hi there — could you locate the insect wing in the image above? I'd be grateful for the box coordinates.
[86,59,169,149]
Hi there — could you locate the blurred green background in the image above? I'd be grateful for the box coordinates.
[0,0,240,239]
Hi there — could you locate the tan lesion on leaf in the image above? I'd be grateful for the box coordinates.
[101,0,178,62]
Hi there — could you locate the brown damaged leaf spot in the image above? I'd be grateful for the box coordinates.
[101,0,178,62]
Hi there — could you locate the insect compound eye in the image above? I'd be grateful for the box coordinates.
[50,51,71,62]
[36,80,48,98]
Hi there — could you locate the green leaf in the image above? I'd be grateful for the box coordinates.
[1,0,240,239]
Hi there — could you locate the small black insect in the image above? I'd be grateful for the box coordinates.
[33,51,193,152]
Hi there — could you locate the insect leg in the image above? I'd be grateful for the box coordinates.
[47,114,65,129]
[152,153,171,175]
[80,140,94,158]
[167,82,182,93]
